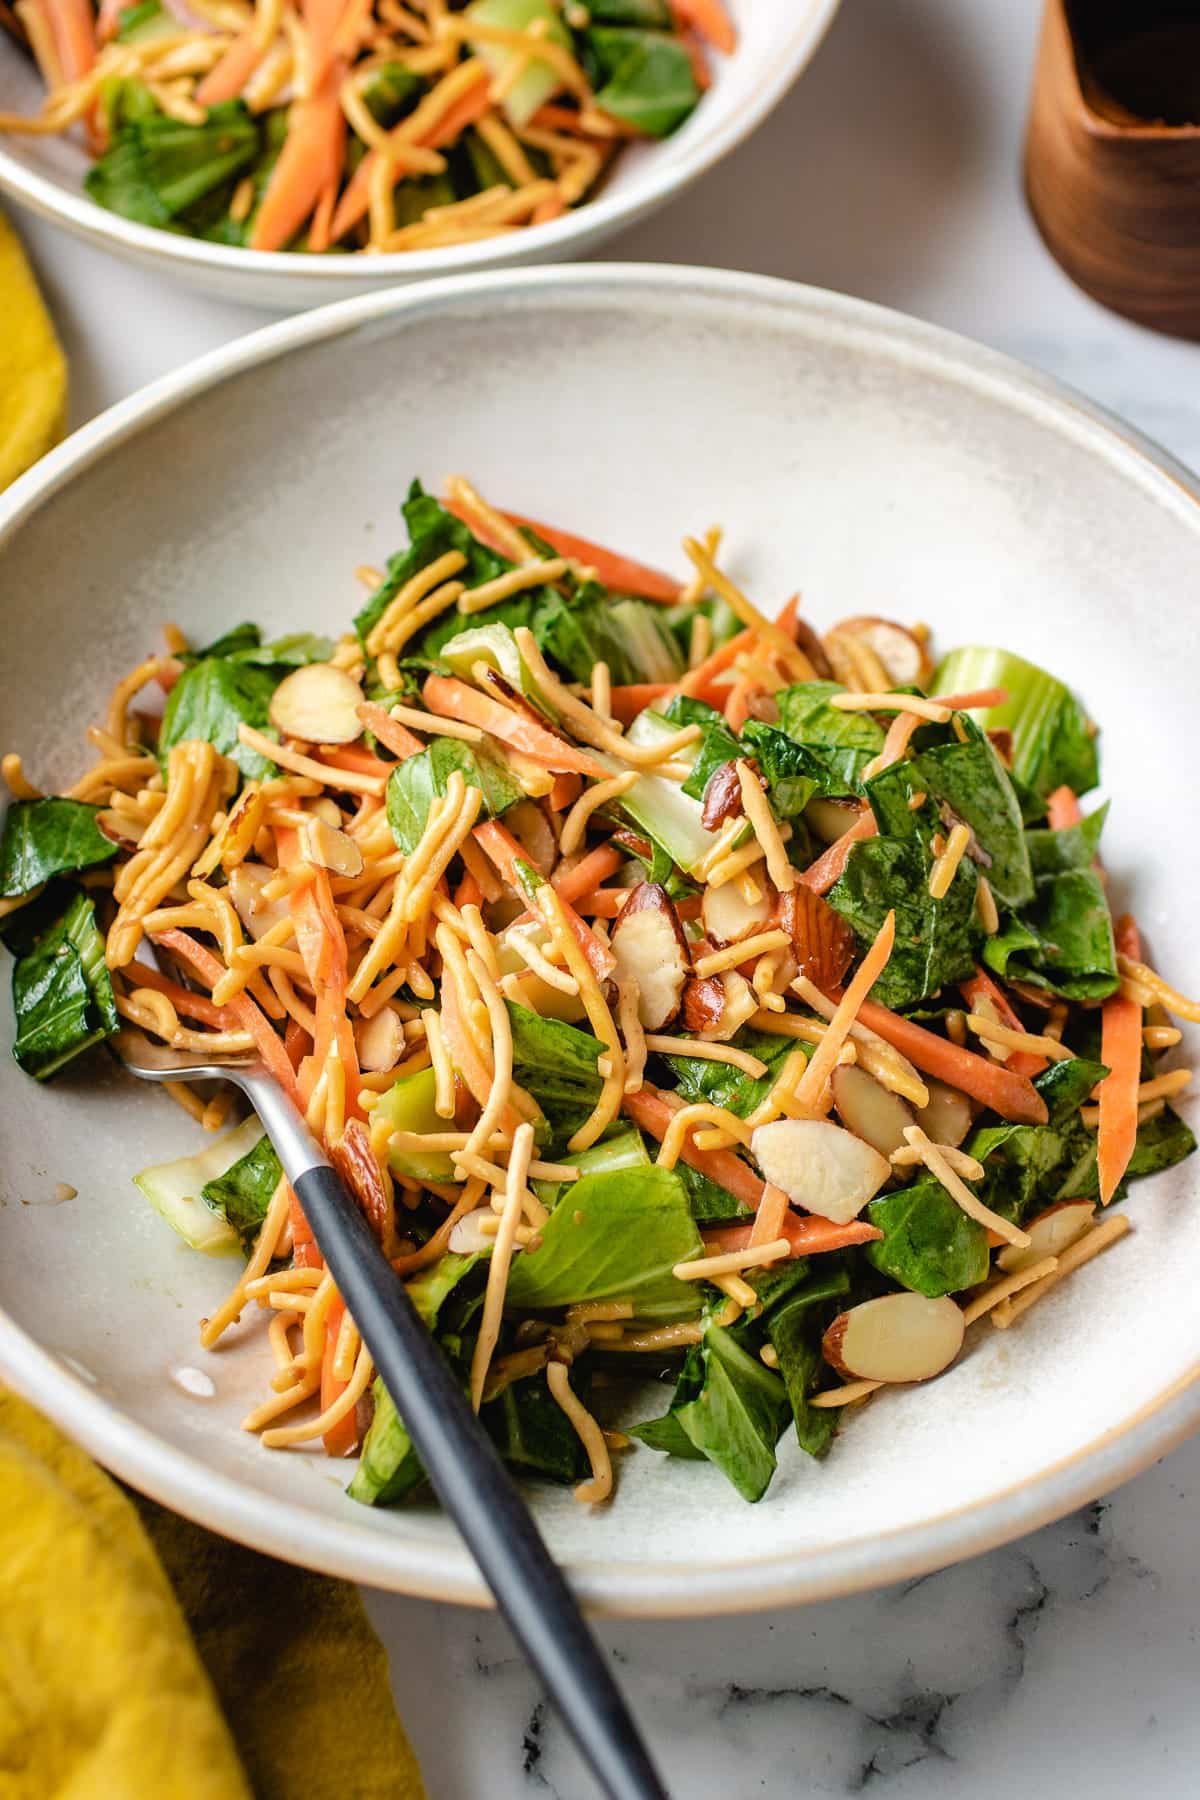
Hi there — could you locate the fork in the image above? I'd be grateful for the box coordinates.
[114,1025,669,1800]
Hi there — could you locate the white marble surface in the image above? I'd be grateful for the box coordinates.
[11,0,1200,1793]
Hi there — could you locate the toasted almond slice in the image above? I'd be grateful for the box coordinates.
[227,861,293,942]
[301,815,364,877]
[681,975,727,1034]
[699,970,761,1042]
[776,885,856,990]
[996,1200,1096,1274]
[702,879,773,946]
[751,1117,891,1224]
[355,1005,406,1074]
[915,1078,973,1148]
[823,1292,964,1383]
[611,884,691,1031]
[830,1064,914,1159]
[833,616,932,687]
[268,663,365,745]
[701,760,746,832]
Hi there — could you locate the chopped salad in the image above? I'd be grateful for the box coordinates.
[0,0,731,254]
[1,475,1194,1507]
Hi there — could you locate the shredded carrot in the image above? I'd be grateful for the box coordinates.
[423,674,608,777]
[1046,785,1083,831]
[501,514,683,603]
[550,842,624,906]
[675,627,755,698]
[799,812,877,895]
[607,684,674,725]
[622,1084,767,1212]
[705,1214,882,1259]
[549,771,582,812]
[154,929,301,1107]
[195,30,264,106]
[357,702,425,760]
[960,966,1046,1078]
[250,67,347,254]
[329,64,490,241]
[1098,915,1143,1206]
[669,0,736,55]
[123,962,241,1031]
[854,998,1048,1125]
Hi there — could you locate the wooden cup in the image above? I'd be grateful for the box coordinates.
[1025,0,1200,339]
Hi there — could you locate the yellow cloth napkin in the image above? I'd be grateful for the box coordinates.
[0,209,67,491]
[0,1392,425,1800]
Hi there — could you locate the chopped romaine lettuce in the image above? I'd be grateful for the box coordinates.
[159,655,279,780]
[386,736,523,853]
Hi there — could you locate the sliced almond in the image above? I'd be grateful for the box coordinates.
[751,1117,891,1224]
[355,1005,406,1074]
[832,617,933,687]
[701,878,773,946]
[830,1064,914,1159]
[301,815,364,877]
[823,1293,964,1383]
[688,970,760,1042]
[996,1200,1095,1274]
[680,975,727,1034]
[308,796,343,827]
[330,1117,395,1251]
[505,797,557,876]
[610,883,690,1030]
[792,616,834,680]
[776,885,856,990]
[227,861,292,942]
[450,1206,512,1257]
[915,1079,973,1148]
[268,663,364,745]
[806,796,863,846]
[701,760,747,832]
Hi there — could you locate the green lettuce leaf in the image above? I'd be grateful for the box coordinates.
[159,656,279,780]
[585,26,700,136]
[0,799,118,898]
[908,715,1033,908]
[866,1177,990,1296]
[85,101,260,230]
[483,1376,589,1485]
[348,1253,483,1506]
[1024,803,1108,878]
[505,1165,704,1319]
[11,891,118,1079]
[506,1001,604,1140]
[739,720,822,819]
[827,833,979,1009]
[774,682,885,795]
[386,736,522,853]
[982,869,1118,1001]
[200,1132,282,1253]
[764,1264,851,1457]
[669,1320,790,1501]
[660,1027,800,1119]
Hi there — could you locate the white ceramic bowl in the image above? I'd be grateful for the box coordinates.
[0,0,838,309]
[1,266,1198,1614]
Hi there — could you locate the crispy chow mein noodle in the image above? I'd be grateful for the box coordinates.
[0,0,735,256]
[2,473,1194,1508]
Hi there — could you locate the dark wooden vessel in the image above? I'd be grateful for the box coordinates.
[1026,0,1200,339]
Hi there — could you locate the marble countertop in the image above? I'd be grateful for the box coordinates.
[13,0,1200,1792]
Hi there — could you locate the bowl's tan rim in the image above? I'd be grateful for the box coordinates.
[1,263,1198,1615]
[0,0,840,291]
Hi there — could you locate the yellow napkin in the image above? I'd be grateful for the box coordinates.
[0,1392,425,1800]
[0,208,67,491]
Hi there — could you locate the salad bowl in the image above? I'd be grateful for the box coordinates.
[0,0,839,310]
[0,264,1197,1613]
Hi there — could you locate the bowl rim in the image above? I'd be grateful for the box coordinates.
[2,261,1198,1615]
[0,0,840,289]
